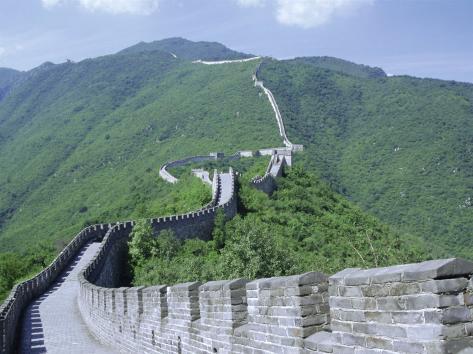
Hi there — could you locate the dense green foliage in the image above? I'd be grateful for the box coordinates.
[119,37,252,60]
[131,166,429,286]
[289,57,386,78]
[259,59,473,258]
[0,241,55,301]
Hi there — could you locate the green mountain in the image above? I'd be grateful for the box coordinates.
[0,68,23,101]
[289,57,386,78]
[0,47,280,253]
[119,37,253,60]
[258,58,473,258]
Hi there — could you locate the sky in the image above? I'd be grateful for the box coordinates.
[0,0,472,82]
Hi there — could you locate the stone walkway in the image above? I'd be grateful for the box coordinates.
[19,242,115,354]
[218,172,233,205]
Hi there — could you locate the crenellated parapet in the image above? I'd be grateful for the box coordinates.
[307,258,473,353]
[152,169,236,240]
[78,257,473,353]
[79,265,331,353]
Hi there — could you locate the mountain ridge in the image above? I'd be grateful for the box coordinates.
[118,37,254,61]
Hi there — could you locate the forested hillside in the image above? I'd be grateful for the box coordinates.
[0,42,280,253]
[130,162,429,286]
[259,58,473,258]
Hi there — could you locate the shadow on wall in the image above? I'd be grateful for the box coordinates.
[18,246,88,354]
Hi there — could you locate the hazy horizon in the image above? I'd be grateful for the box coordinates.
[0,0,472,83]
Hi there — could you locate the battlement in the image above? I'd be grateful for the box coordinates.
[153,169,236,240]
[78,253,473,354]
[79,267,330,353]
[320,258,473,353]
[158,147,295,185]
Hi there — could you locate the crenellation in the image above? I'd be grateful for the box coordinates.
[315,258,473,353]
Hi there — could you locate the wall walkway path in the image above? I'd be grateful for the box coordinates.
[18,242,114,354]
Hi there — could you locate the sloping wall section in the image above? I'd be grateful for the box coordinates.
[0,170,236,354]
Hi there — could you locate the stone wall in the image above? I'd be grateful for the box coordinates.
[78,255,473,354]
[250,153,288,195]
[159,155,219,184]
[250,172,277,194]
[253,63,292,149]
[151,170,237,240]
[0,223,109,354]
[159,147,293,185]
[306,258,473,353]
[1,169,235,354]
[78,270,330,354]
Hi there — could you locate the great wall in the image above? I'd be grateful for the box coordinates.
[1,58,472,354]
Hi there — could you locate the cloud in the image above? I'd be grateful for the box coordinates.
[0,47,5,58]
[236,0,266,7]
[275,0,374,28]
[41,0,160,15]
[41,0,62,7]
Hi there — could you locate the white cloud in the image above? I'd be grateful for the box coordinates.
[41,0,160,15]
[275,0,374,28]
[41,0,62,7]
[0,47,5,58]
[236,0,266,7]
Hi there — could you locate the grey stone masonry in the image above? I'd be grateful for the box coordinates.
[250,151,289,195]
[19,241,115,354]
[233,272,329,353]
[79,270,330,354]
[151,169,237,240]
[309,258,473,354]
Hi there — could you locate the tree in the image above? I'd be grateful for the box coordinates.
[212,209,226,250]
[0,253,26,293]
[128,219,154,266]
[152,229,180,261]
[219,216,295,279]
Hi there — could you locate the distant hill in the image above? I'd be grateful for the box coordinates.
[289,56,386,78]
[119,37,254,61]
[0,68,23,101]
[259,58,473,259]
